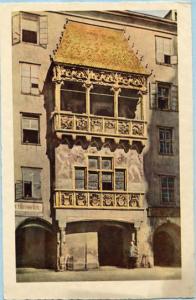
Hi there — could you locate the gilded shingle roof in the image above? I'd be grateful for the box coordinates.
[54,21,147,74]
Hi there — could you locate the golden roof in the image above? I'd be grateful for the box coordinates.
[54,21,147,74]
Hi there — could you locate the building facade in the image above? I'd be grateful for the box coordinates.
[13,10,180,271]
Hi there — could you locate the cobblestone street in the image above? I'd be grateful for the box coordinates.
[17,266,181,282]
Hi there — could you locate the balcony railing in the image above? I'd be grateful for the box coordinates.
[54,190,144,210]
[52,112,147,140]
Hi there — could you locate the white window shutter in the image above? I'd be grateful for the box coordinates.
[156,37,164,64]
[150,82,157,109]
[39,15,48,47]
[171,55,178,65]
[12,14,21,44]
[171,85,178,111]
[163,38,171,55]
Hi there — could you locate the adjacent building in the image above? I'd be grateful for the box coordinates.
[13,10,181,271]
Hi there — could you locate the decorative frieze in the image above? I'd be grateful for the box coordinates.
[54,190,144,210]
[52,65,147,92]
[53,112,147,140]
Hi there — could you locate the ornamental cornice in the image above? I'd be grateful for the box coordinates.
[52,65,148,92]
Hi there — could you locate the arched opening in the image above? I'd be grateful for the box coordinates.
[16,219,56,269]
[153,223,181,267]
[98,225,125,267]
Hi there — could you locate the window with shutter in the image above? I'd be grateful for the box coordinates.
[22,167,41,200]
[155,36,176,65]
[21,62,40,95]
[12,12,48,47]
[22,114,40,144]
[21,13,39,44]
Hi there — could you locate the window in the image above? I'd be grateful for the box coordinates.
[21,63,40,95]
[22,167,41,199]
[22,114,40,144]
[75,167,86,189]
[118,89,139,119]
[160,176,175,203]
[150,82,178,112]
[159,127,173,155]
[155,36,177,65]
[22,13,38,43]
[61,81,86,113]
[115,169,125,190]
[157,83,170,110]
[12,12,48,47]
[90,85,114,117]
[75,156,126,191]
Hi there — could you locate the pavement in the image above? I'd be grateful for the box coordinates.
[16,266,181,282]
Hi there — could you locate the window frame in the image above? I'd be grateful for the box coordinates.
[74,155,127,192]
[21,12,40,45]
[159,175,175,204]
[21,166,42,201]
[20,62,40,96]
[21,113,41,145]
[158,126,173,156]
[157,82,171,111]
[155,35,173,66]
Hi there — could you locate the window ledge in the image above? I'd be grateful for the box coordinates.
[156,62,175,67]
[158,152,174,156]
[15,199,42,203]
[21,92,41,97]
[22,143,41,146]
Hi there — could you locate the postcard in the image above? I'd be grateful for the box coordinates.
[1,1,195,299]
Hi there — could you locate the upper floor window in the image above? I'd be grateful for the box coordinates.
[160,176,175,203]
[150,82,178,112]
[12,12,48,47]
[21,114,40,145]
[22,13,38,43]
[90,85,114,117]
[157,83,170,110]
[21,62,40,95]
[155,36,177,65]
[159,127,173,155]
[75,156,126,191]
[61,81,86,113]
[22,167,41,200]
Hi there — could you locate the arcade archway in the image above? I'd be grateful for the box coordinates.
[16,218,56,269]
[153,223,181,266]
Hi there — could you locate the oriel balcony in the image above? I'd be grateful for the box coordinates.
[54,190,144,210]
[51,71,148,142]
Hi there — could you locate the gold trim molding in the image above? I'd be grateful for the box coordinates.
[52,65,148,92]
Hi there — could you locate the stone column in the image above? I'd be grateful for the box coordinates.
[134,221,141,268]
[138,91,146,121]
[83,83,93,115]
[111,86,121,118]
[54,81,63,112]
[57,223,67,271]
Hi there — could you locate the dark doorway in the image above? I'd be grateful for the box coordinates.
[98,225,124,267]
[16,225,56,269]
[153,231,175,266]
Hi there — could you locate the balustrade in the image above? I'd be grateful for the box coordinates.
[54,190,144,209]
[53,112,147,139]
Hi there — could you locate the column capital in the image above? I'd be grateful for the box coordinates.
[111,85,121,94]
[134,221,142,230]
[83,82,93,90]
